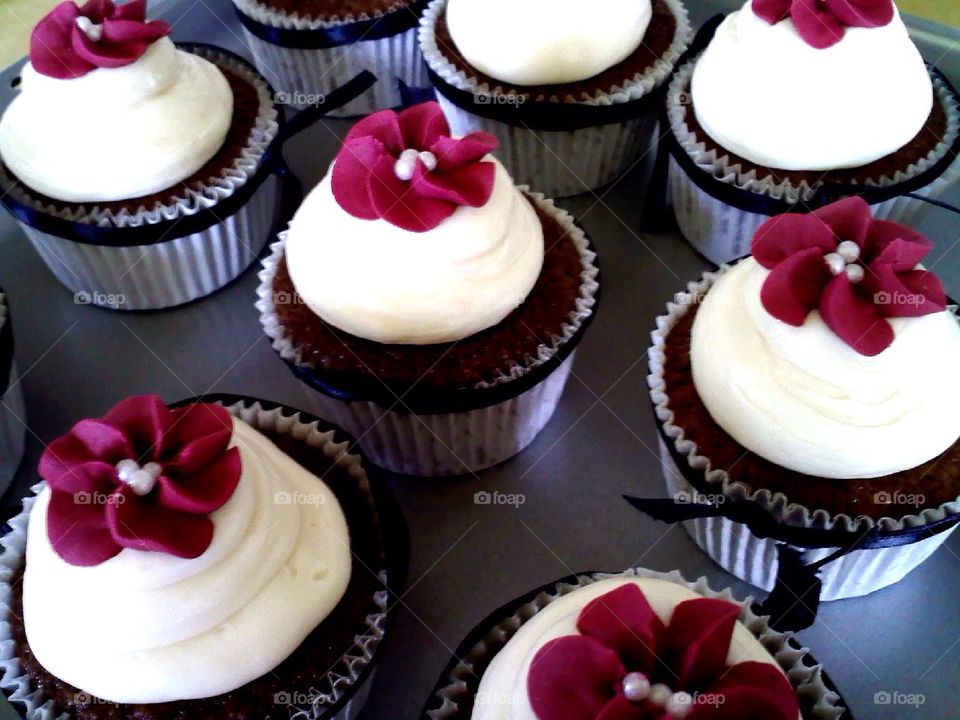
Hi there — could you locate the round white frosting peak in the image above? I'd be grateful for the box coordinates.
[690,259,960,479]
[284,156,544,345]
[445,0,653,86]
[0,37,232,203]
[22,418,352,703]
[690,2,933,171]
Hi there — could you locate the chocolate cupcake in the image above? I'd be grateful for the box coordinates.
[0,394,403,720]
[232,0,430,116]
[648,197,960,601]
[257,101,599,476]
[422,568,849,719]
[419,0,692,197]
[0,289,25,495]
[0,1,284,310]
[664,0,960,263]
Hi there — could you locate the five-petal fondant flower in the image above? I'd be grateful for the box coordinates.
[330,102,499,233]
[527,584,798,719]
[753,0,894,49]
[39,395,241,567]
[30,0,171,80]
[752,196,946,356]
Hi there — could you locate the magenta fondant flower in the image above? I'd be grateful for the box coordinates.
[753,0,894,49]
[39,396,241,567]
[331,102,499,233]
[752,196,946,356]
[527,584,798,719]
[30,0,171,80]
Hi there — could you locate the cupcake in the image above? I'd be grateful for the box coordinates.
[0,0,284,310]
[232,0,431,116]
[423,568,849,719]
[419,0,692,197]
[665,0,960,264]
[257,101,600,477]
[648,197,960,603]
[0,394,402,719]
[0,290,26,495]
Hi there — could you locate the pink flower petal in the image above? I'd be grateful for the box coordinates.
[77,0,112,22]
[813,196,872,250]
[575,583,666,676]
[819,274,894,355]
[67,419,135,464]
[30,2,95,79]
[868,267,946,318]
[863,220,932,268]
[107,489,215,559]
[430,132,499,171]
[369,155,457,232]
[111,0,148,21]
[40,433,102,488]
[751,213,835,270]
[411,161,496,208]
[331,136,387,221]
[100,17,170,45]
[760,246,832,326]
[692,662,799,720]
[752,0,792,23]
[47,485,122,567]
[528,636,625,720]
[824,0,894,28]
[666,598,740,689]
[790,0,845,49]
[165,403,234,471]
[102,395,171,461]
[343,109,404,154]
[596,693,649,720]
[399,102,451,151]
[157,447,241,514]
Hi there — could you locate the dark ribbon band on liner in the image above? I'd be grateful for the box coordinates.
[235,0,428,49]
[0,292,13,398]
[0,46,377,248]
[641,15,960,230]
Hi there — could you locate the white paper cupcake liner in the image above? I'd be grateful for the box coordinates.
[425,567,847,719]
[256,191,599,476]
[0,294,25,497]
[647,266,960,599]
[0,398,393,720]
[665,60,960,264]
[1,46,283,310]
[233,0,429,117]
[420,0,692,196]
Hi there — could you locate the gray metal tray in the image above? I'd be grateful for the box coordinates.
[0,1,957,718]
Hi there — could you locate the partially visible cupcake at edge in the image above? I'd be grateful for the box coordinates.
[0,0,281,309]
[666,0,960,262]
[231,0,430,116]
[0,395,396,719]
[419,0,692,197]
[649,197,960,600]
[257,101,599,476]
[424,568,847,719]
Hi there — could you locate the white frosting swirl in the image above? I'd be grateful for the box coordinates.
[473,577,786,720]
[690,2,932,171]
[445,0,652,86]
[284,157,544,345]
[22,419,352,703]
[0,37,232,203]
[691,259,960,479]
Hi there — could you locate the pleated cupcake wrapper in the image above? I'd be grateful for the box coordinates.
[0,294,25,497]
[420,0,691,196]
[426,568,846,720]
[0,399,390,720]
[256,191,599,476]
[2,47,283,311]
[647,266,960,595]
[665,60,960,263]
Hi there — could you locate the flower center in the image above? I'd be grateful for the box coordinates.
[115,458,162,496]
[75,16,104,42]
[621,672,693,718]
[824,239,864,283]
[393,148,438,181]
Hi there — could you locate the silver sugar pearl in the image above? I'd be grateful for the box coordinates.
[622,672,651,703]
[824,252,846,276]
[836,240,861,264]
[666,691,694,718]
[845,264,865,284]
[649,683,673,707]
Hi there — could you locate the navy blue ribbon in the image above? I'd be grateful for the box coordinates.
[0,47,377,248]
[235,0,428,49]
[0,291,13,397]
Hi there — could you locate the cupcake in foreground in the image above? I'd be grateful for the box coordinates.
[0,395,399,719]
[0,0,282,310]
[419,0,692,197]
[0,290,25,495]
[232,0,430,116]
[665,0,960,263]
[423,568,848,719]
[649,197,960,601]
[257,101,600,477]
